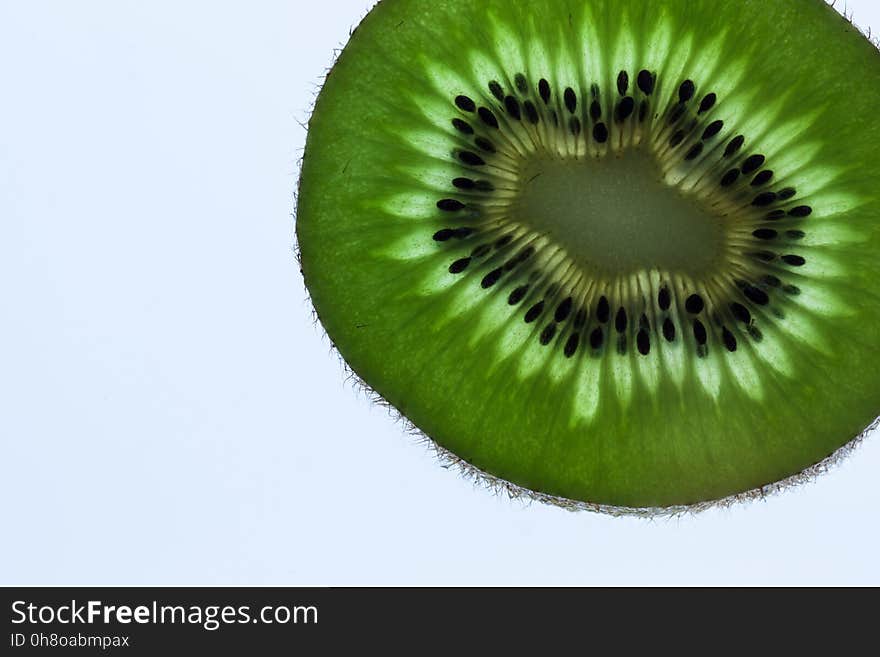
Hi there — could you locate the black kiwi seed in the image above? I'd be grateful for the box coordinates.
[724,135,745,157]
[515,73,528,94]
[564,333,580,358]
[597,296,610,323]
[555,297,573,322]
[574,308,588,328]
[782,254,806,266]
[508,285,528,305]
[615,308,628,333]
[452,177,475,189]
[564,87,577,113]
[475,137,496,153]
[524,301,545,323]
[766,209,787,220]
[481,268,503,288]
[593,123,609,143]
[449,258,471,274]
[502,257,519,273]
[668,103,686,124]
[433,229,456,242]
[615,97,635,122]
[662,318,676,342]
[679,80,696,102]
[523,100,539,124]
[789,206,813,217]
[751,170,774,186]
[488,80,505,101]
[669,130,685,147]
[698,93,717,113]
[778,187,797,200]
[753,228,778,240]
[516,246,535,265]
[569,116,582,136]
[538,79,551,103]
[590,100,602,120]
[752,192,777,207]
[693,319,708,345]
[658,286,671,311]
[504,96,521,119]
[637,330,651,355]
[744,285,770,305]
[590,328,604,349]
[617,71,629,95]
[458,151,486,166]
[750,250,776,262]
[702,120,723,139]
[540,324,557,345]
[730,302,751,323]
[763,275,781,287]
[741,154,766,174]
[722,327,737,352]
[452,118,474,134]
[478,107,499,129]
[437,199,465,211]
[721,169,740,187]
[787,230,806,240]
[685,143,703,161]
[455,95,476,112]
[685,294,705,314]
[637,69,655,95]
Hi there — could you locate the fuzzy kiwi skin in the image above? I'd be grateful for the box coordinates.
[297,0,880,509]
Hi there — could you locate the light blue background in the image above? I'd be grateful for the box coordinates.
[2,1,879,585]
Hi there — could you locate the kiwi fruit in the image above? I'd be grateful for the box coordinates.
[296,0,880,513]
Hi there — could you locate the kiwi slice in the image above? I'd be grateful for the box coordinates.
[296,0,880,512]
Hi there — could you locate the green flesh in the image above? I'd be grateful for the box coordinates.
[297,0,880,509]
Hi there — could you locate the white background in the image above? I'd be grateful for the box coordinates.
[2,1,879,585]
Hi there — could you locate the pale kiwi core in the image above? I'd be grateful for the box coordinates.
[510,149,725,275]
